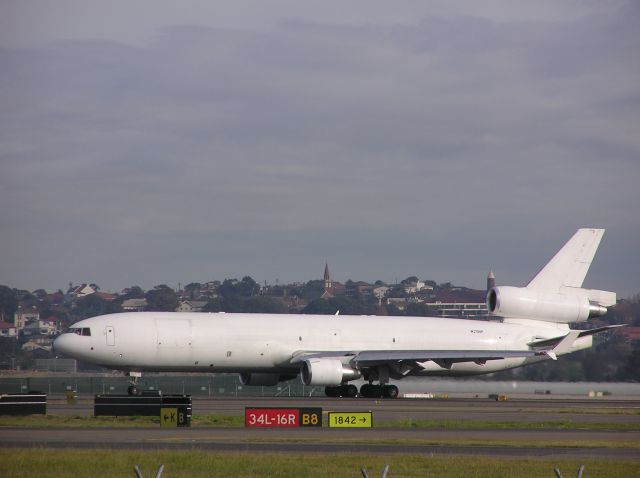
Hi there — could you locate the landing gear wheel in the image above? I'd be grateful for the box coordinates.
[345,384,358,398]
[382,384,399,399]
[324,386,340,397]
[127,385,140,396]
[360,383,382,398]
[324,384,359,398]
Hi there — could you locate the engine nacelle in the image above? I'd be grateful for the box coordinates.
[239,373,296,386]
[300,358,361,386]
[487,286,607,323]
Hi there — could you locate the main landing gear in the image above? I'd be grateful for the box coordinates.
[324,384,358,398]
[360,383,399,399]
[324,383,399,399]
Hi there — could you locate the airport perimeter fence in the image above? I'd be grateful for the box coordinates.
[0,374,327,397]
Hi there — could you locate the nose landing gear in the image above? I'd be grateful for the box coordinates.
[126,371,142,396]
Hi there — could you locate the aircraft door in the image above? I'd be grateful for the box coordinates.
[106,326,115,346]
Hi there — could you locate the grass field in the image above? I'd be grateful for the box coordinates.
[1,449,638,478]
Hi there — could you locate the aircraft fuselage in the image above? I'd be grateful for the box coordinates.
[54,311,590,377]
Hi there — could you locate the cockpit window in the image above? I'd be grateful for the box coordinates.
[67,327,91,336]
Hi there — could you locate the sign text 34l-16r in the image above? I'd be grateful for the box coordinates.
[245,408,322,428]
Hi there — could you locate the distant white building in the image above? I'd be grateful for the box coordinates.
[21,341,52,353]
[372,286,390,299]
[176,300,208,313]
[122,298,147,312]
[14,305,39,329]
[23,317,59,337]
[404,280,428,294]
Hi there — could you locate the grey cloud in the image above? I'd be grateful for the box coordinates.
[1,4,639,296]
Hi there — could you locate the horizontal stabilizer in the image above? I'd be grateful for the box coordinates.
[528,325,626,350]
[559,287,617,307]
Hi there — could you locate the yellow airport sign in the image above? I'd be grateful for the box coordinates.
[160,407,178,427]
[327,411,372,428]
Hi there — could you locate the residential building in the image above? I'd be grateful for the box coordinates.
[0,321,18,338]
[122,298,147,312]
[176,300,208,313]
[14,305,39,329]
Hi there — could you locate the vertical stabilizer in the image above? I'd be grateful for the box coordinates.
[526,229,604,292]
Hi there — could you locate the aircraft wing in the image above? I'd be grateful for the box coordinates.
[351,350,537,366]
[290,349,538,367]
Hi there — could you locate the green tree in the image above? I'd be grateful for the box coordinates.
[242,297,288,314]
[203,298,224,312]
[617,343,640,381]
[184,283,202,300]
[404,302,432,317]
[74,295,121,320]
[303,297,376,315]
[300,280,325,300]
[218,279,239,298]
[236,276,259,297]
[0,286,17,322]
[401,276,419,285]
[122,286,145,299]
[146,285,178,312]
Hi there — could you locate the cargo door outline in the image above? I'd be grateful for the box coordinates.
[106,326,115,346]
[156,318,193,363]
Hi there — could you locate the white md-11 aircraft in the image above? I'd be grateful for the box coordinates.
[54,229,620,398]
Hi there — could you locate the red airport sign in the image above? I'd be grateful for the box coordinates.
[245,407,322,428]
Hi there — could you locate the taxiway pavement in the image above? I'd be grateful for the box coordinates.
[3,397,639,459]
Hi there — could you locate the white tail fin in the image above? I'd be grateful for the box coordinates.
[526,228,604,292]
[489,228,615,323]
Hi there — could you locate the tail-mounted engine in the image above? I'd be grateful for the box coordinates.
[487,286,612,323]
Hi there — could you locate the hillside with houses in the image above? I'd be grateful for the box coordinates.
[0,265,639,381]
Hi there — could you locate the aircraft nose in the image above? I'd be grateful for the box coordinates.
[53,333,75,357]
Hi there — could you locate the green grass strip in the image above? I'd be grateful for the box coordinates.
[2,414,637,431]
[378,418,640,431]
[1,449,638,478]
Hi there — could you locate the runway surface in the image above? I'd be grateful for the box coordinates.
[3,397,639,459]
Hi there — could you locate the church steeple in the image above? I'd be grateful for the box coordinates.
[324,263,331,287]
[322,263,333,298]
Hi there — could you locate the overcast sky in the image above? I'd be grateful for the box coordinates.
[1,1,639,297]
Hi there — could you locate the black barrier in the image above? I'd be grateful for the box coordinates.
[94,394,192,426]
[0,392,47,415]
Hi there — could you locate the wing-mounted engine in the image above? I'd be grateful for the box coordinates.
[487,286,614,323]
[239,372,297,386]
[300,358,361,386]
